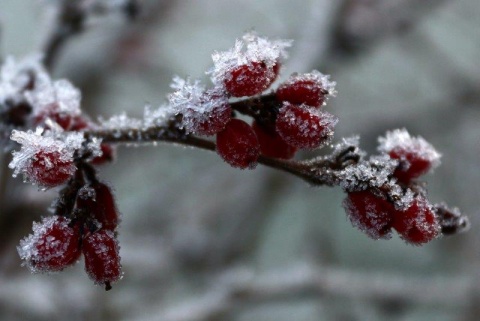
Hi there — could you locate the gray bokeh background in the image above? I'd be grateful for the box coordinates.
[1,1,479,320]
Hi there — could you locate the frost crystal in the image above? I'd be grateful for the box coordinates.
[26,79,82,127]
[338,154,398,192]
[0,54,47,106]
[99,112,142,130]
[167,77,230,134]
[143,104,176,128]
[209,32,292,85]
[378,128,441,170]
[283,70,337,98]
[9,129,83,187]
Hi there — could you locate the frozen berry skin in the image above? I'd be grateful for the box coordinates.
[76,182,120,231]
[389,149,432,184]
[186,90,232,136]
[33,103,74,130]
[276,79,327,107]
[216,119,260,169]
[27,150,75,187]
[252,120,297,159]
[83,229,122,290]
[392,196,440,245]
[343,190,395,240]
[224,61,276,97]
[90,144,115,165]
[17,216,81,273]
[275,103,338,149]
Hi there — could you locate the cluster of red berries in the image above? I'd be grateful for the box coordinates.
[18,180,122,290]
[343,129,442,245]
[171,34,337,169]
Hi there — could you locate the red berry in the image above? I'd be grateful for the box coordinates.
[378,129,440,184]
[277,80,326,107]
[91,144,115,165]
[18,216,81,273]
[33,103,74,130]
[224,61,277,97]
[216,119,260,169]
[27,150,75,187]
[83,229,122,290]
[389,149,433,184]
[275,103,337,149]
[343,190,395,240]
[392,196,440,245]
[252,120,297,159]
[185,90,232,136]
[76,182,120,231]
[276,71,335,107]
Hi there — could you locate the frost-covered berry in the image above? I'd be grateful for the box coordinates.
[210,32,291,97]
[83,229,122,290]
[275,102,338,149]
[252,120,297,159]
[378,129,441,183]
[27,150,75,187]
[9,129,84,188]
[276,70,337,107]
[76,182,120,231]
[224,61,277,97]
[27,79,82,131]
[343,190,395,240]
[168,78,232,135]
[216,119,260,169]
[392,196,440,245]
[18,216,81,273]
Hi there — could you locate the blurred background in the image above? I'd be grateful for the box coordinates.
[0,0,479,320]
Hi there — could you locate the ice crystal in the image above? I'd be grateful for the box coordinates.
[209,32,292,85]
[283,70,338,99]
[143,104,175,128]
[99,112,142,130]
[378,128,441,171]
[9,128,83,187]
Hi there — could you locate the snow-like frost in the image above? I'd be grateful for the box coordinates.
[143,104,176,128]
[9,128,83,187]
[209,32,292,85]
[17,216,78,274]
[283,70,338,100]
[378,128,441,171]
[99,112,142,130]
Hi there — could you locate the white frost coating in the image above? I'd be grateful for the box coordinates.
[209,32,292,85]
[378,128,441,170]
[26,79,81,123]
[17,216,77,274]
[98,112,142,130]
[284,70,338,99]
[9,128,83,186]
[167,77,229,134]
[0,54,47,106]
[338,154,398,192]
[143,104,176,128]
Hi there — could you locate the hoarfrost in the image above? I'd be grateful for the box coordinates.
[9,128,83,186]
[99,112,142,130]
[378,128,441,170]
[17,216,77,274]
[143,104,175,128]
[209,32,292,85]
[284,70,338,99]
[167,76,230,134]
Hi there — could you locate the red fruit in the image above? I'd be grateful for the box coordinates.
[392,196,440,245]
[83,229,122,290]
[343,190,395,240]
[33,103,74,130]
[275,103,337,149]
[27,150,75,187]
[18,216,81,273]
[216,119,260,169]
[185,90,232,136]
[389,149,432,184]
[76,182,120,231]
[91,144,115,165]
[224,61,277,97]
[276,79,327,107]
[252,120,297,159]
